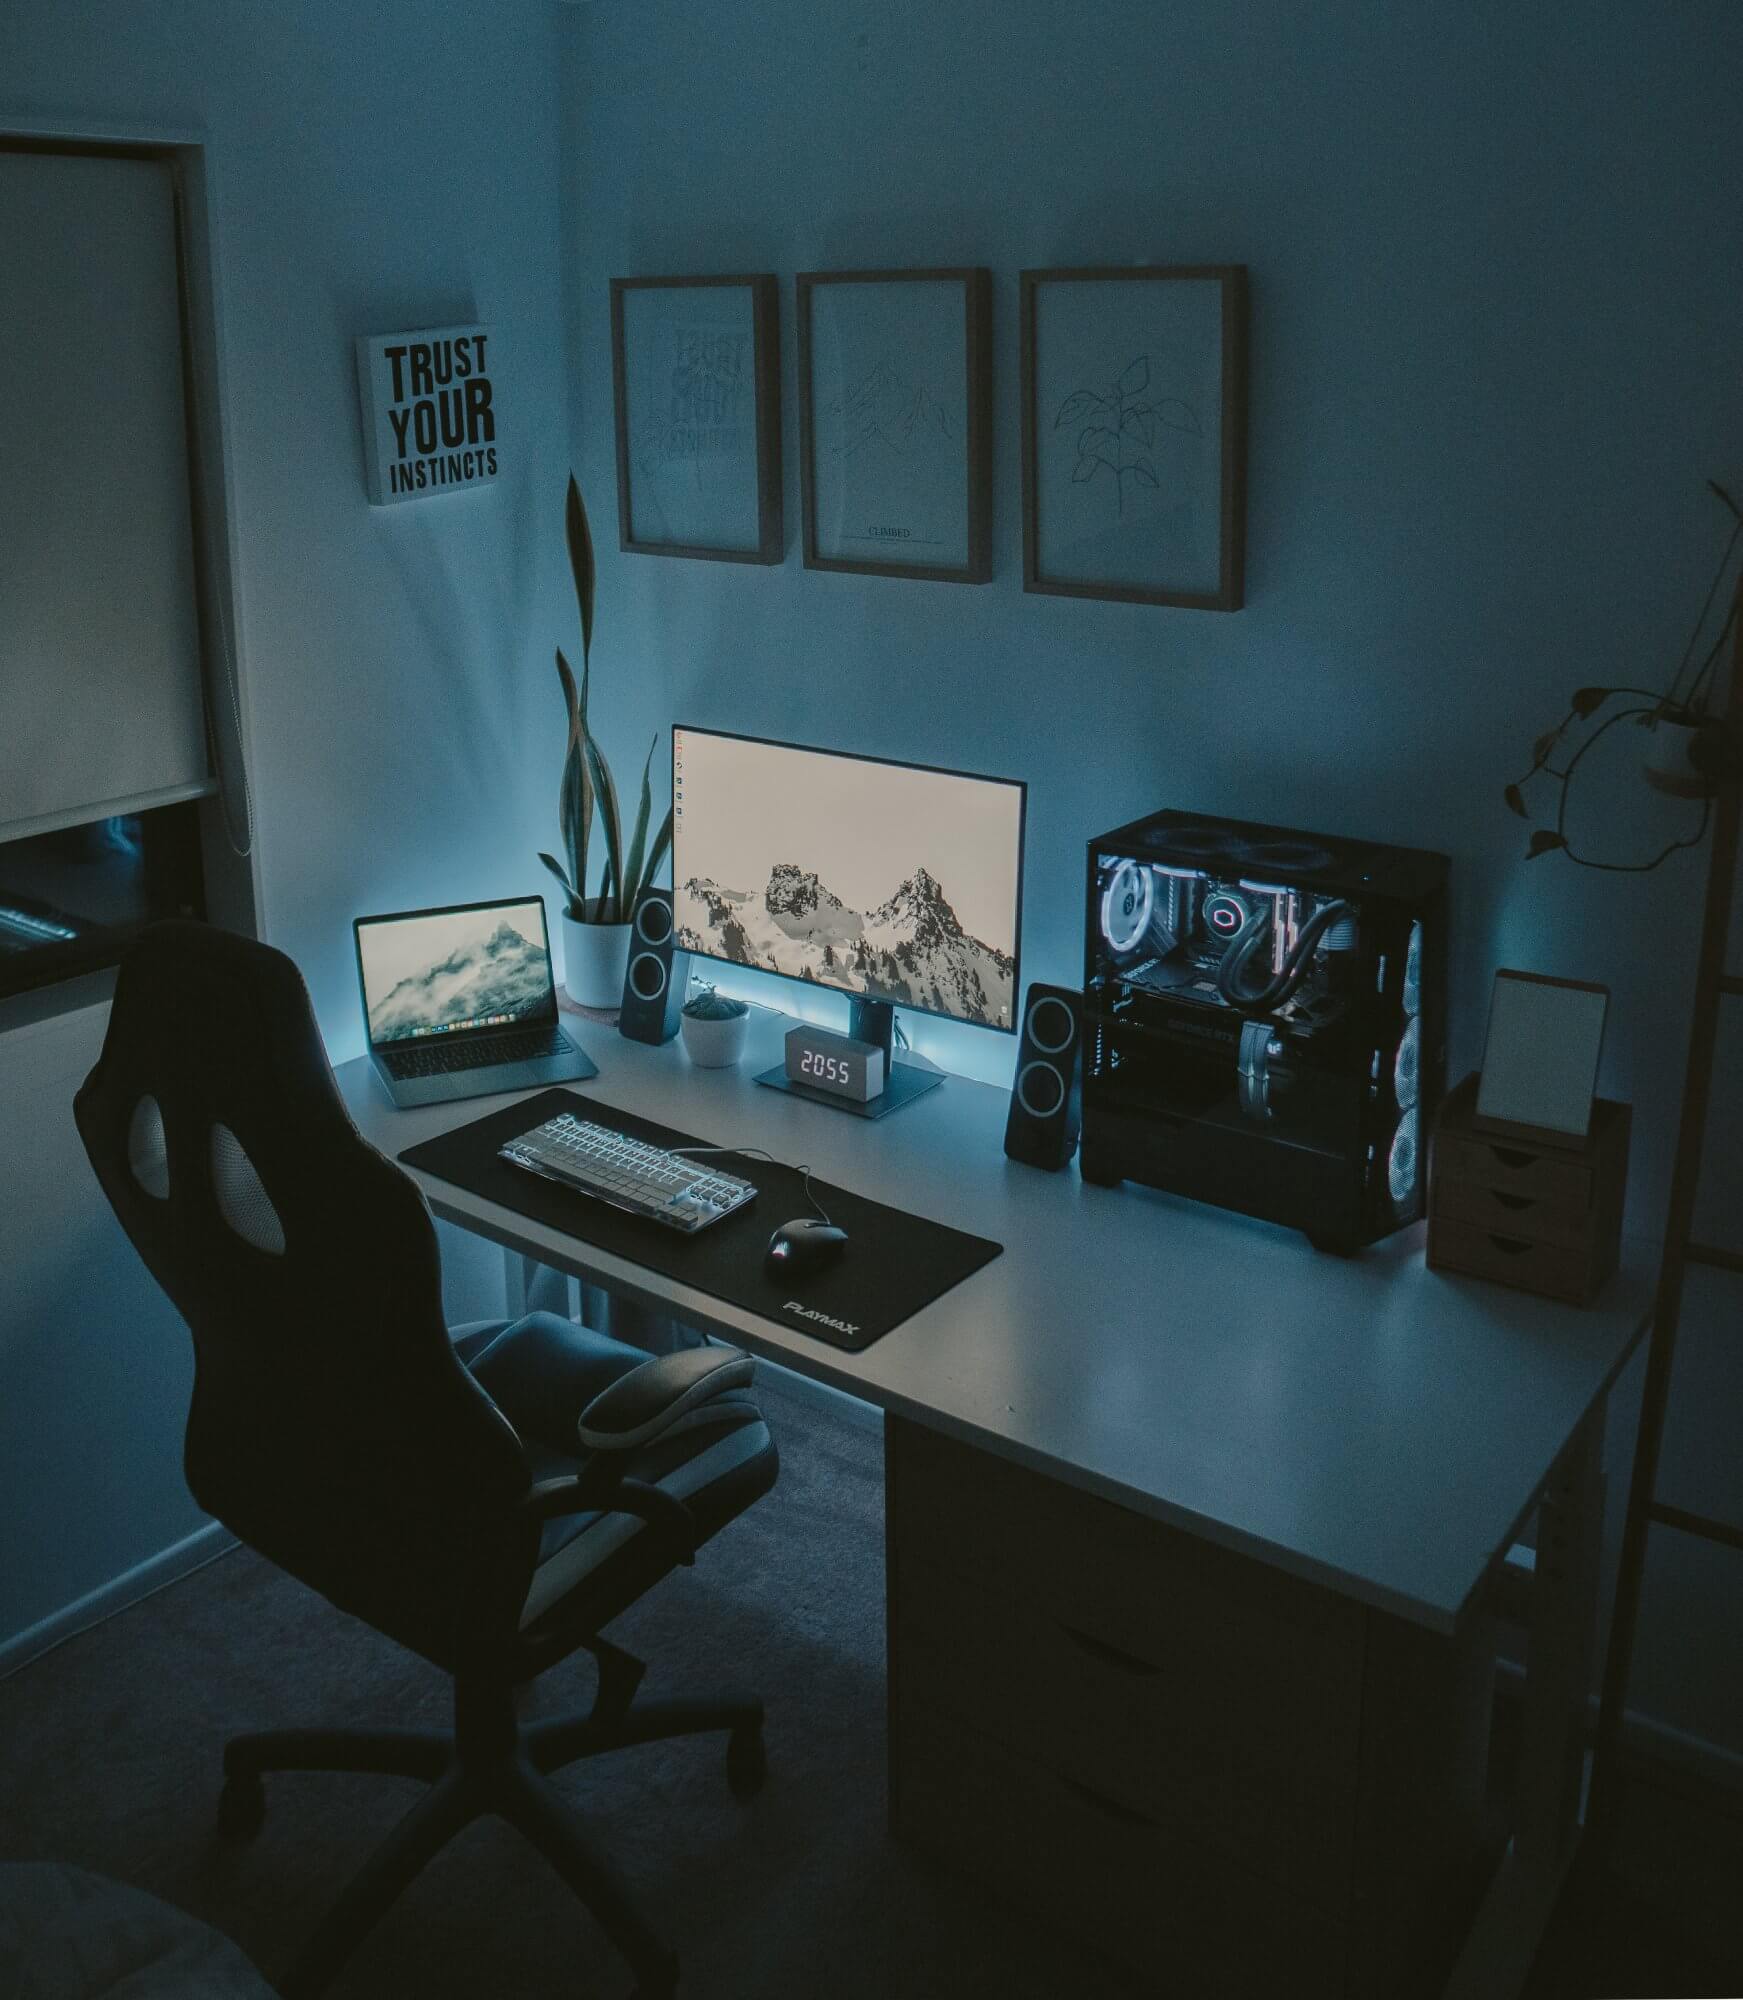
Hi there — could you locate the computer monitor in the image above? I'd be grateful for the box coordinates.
[671,725,1026,1047]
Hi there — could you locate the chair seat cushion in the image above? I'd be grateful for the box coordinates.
[450,1313,778,1634]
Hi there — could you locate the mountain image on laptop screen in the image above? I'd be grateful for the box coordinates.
[676,862,1015,1027]
[363,908,553,1043]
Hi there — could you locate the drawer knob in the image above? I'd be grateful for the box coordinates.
[1059,1622,1162,1678]
[1488,1234,1533,1255]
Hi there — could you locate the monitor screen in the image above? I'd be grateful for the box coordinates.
[355,897,557,1045]
[671,727,1024,1032]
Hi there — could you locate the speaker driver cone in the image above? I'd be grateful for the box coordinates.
[1016,1060,1066,1121]
[1028,995,1076,1055]
[636,898,673,945]
[628,951,668,1002]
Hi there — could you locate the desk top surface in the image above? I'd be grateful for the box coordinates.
[336,1013,1654,1634]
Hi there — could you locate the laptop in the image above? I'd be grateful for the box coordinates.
[354,895,598,1108]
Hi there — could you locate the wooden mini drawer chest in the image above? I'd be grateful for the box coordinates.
[1427,1073,1630,1304]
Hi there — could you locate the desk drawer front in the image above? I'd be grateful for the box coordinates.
[895,1551,1357,1904]
[888,1416,1364,1687]
[1435,1135,1593,1209]
[1427,1217,1604,1304]
[1432,1175,1593,1248]
[895,1696,1348,1999]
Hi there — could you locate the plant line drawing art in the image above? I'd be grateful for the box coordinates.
[830,356,953,459]
[1055,355,1199,519]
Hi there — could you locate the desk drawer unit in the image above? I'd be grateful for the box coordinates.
[1428,1074,1630,1305]
[887,1417,1497,1999]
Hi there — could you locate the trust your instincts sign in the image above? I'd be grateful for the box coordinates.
[356,324,499,504]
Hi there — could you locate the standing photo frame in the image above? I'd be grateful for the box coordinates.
[1020,266,1247,610]
[796,268,991,584]
[609,275,782,564]
[1474,970,1610,1146]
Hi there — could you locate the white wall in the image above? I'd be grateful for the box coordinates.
[565,0,1743,1763]
[0,0,575,1651]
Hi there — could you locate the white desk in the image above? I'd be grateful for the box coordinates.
[336,1011,1653,1997]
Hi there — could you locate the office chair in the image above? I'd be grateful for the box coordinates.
[73,921,779,1999]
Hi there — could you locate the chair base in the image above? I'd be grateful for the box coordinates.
[221,1675,764,1999]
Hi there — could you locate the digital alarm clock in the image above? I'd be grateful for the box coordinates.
[783,1025,886,1103]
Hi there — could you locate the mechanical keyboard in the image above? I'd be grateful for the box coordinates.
[384,1027,567,1078]
[498,1112,758,1233]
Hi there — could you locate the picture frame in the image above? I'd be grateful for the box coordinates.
[1474,969,1610,1145]
[1020,265,1247,610]
[796,268,991,584]
[609,274,782,563]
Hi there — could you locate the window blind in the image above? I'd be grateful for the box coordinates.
[0,149,212,842]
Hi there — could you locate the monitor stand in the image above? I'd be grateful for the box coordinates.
[753,999,945,1121]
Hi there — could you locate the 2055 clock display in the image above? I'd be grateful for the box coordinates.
[783,1025,886,1104]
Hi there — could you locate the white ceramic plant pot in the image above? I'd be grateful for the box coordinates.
[680,1009,749,1069]
[561,913,632,1010]
[1641,714,1714,799]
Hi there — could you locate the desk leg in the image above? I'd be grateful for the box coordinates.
[1444,1402,1604,2000]
[500,1250,691,1355]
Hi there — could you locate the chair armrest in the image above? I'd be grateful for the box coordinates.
[576,1345,754,1451]
[521,1471,701,1562]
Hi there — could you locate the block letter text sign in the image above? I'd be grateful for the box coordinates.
[356,324,499,504]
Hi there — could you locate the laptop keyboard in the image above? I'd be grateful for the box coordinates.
[383,1027,567,1078]
[499,1113,758,1234]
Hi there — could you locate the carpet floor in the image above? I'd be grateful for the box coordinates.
[0,1375,1137,1999]
[5,1368,1741,1999]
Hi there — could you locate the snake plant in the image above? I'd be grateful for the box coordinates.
[538,475,673,925]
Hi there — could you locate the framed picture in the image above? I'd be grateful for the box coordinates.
[1020,265,1247,610]
[796,268,991,584]
[609,274,782,563]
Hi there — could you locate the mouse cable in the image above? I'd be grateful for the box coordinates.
[667,1146,834,1228]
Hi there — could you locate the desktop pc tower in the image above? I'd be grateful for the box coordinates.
[1081,809,1448,1251]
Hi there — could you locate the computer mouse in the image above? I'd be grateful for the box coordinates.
[764,1217,849,1279]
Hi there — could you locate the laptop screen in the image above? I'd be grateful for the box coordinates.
[355,898,559,1047]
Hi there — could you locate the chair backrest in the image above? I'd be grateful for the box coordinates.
[74,921,535,1668]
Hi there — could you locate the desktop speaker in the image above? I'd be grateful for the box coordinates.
[618,889,688,1044]
[1003,984,1083,1170]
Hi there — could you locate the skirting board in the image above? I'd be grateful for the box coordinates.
[1494,1655,1743,1800]
[0,1521,237,1681]
[0,1354,872,1683]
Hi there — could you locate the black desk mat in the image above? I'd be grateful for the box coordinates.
[399,1088,1002,1354]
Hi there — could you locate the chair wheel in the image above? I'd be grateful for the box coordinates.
[726,1722,766,1800]
[216,1772,265,1841]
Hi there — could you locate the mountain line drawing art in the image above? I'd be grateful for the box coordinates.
[368,922,550,1041]
[1054,354,1200,519]
[676,862,1013,1027]
[830,357,953,459]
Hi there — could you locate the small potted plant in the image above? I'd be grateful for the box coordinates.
[538,476,673,1008]
[680,986,750,1069]
[1503,479,1741,868]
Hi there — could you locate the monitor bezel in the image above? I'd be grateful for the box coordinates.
[353,893,559,1049]
[670,723,1027,1036]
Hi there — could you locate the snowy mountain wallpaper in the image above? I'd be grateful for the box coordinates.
[360,906,554,1042]
[671,732,1022,1030]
